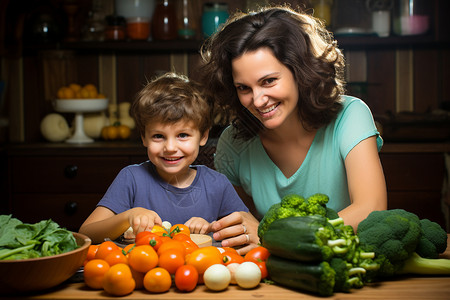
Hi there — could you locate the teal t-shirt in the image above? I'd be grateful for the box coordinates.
[214,96,383,216]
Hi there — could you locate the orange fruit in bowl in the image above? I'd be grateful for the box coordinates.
[69,83,81,93]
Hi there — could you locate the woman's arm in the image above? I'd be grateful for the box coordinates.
[79,206,162,244]
[339,135,388,230]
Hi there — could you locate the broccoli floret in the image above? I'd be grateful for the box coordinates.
[280,194,305,208]
[357,209,450,277]
[258,193,331,239]
[416,218,448,259]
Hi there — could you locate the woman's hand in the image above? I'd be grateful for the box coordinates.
[211,211,260,255]
[127,207,162,236]
[184,217,212,234]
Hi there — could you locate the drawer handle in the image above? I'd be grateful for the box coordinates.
[64,201,78,216]
[64,165,78,178]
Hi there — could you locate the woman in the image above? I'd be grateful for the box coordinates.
[201,6,387,253]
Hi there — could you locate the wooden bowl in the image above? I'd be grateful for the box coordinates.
[0,232,91,294]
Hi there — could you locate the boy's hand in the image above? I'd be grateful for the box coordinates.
[185,217,212,234]
[128,207,162,235]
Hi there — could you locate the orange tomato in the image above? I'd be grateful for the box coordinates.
[185,246,223,276]
[158,249,185,274]
[183,241,199,255]
[130,268,145,290]
[86,244,99,261]
[95,241,119,260]
[128,245,159,273]
[222,251,245,265]
[170,224,190,237]
[104,249,128,266]
[102,263,135,296]
[143,267,172,293]
[84,259,110,290]
[157,240,186,256]
[123,243,136,256]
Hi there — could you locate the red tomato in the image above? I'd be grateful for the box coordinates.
[244,246,270,279]
[175,264,198,292]
[135,231,163,251]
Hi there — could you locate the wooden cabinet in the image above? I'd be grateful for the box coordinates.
[5,142,215,231]
[6,143,147,231]
[380,144,449,230]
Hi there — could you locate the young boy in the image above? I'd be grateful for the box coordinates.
[79,73,249,244]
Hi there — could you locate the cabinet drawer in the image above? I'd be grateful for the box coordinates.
[11,156,129,193]
[11,194,102,231]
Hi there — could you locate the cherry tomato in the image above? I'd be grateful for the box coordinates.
[151,224,169,236]
[123,243,136,256]
[102,263,135,296]
[130,268,145,290]
[222,251,245,265]
[175,264,198,292]
[95,241,119,260]
[185,246,223,276]
[135,231,163,251]
[84,259,110,290]
[143,267,172,293]
[244,246,270,279]
[244,246,270,262]
[86,244,99,261]
[104,249,128,266]
[170,224,191,237]
[128,245,159,273]
[158,249,185,274]
[157,240,186,256]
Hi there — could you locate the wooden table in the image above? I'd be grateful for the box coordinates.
[3,238,450,300]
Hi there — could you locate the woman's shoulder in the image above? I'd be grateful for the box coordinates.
[217,125,257,151]
[339,95,371,112]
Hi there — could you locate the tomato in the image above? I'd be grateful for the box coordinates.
[104,249,128,266]
[175,264,198,292]
[244,246,270,262]
[244,246,270,279]
[185,246,223,276]
[123,243,136,256]
[95,241,119,260]
[172,234,198,254]
[128,245,159,273]
[86,244,99,261]
[170,224,190,237]
[135,231,163,251]
[130,268,145,290]
[151,224,169,236]
[101,123,131,140]
[102,263,135,296]
[157,240,186,256]
[158,249,185,274]
[222,251,245,265]
[84,259,110,289]
[143,267,172,293]
[221,247,239,255]
[183,241,199,255]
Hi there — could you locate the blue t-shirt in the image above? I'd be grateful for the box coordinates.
[97,162,249,225]
[214,96,383,215]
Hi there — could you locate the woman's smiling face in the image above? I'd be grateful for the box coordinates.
[231,47,299,130]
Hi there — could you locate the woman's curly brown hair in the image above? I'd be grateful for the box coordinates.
[200,5,346,140]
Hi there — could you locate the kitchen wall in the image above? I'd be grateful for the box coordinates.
[1,0,449,143]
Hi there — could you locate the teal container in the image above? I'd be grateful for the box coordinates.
[202,2,229,37]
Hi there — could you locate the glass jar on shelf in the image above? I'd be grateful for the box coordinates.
[152,0,178,40]
[202,2,229,37]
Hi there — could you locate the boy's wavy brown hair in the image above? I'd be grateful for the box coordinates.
[131,72,212,138]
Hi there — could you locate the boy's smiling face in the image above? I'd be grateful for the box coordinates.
[142,120,208,184]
